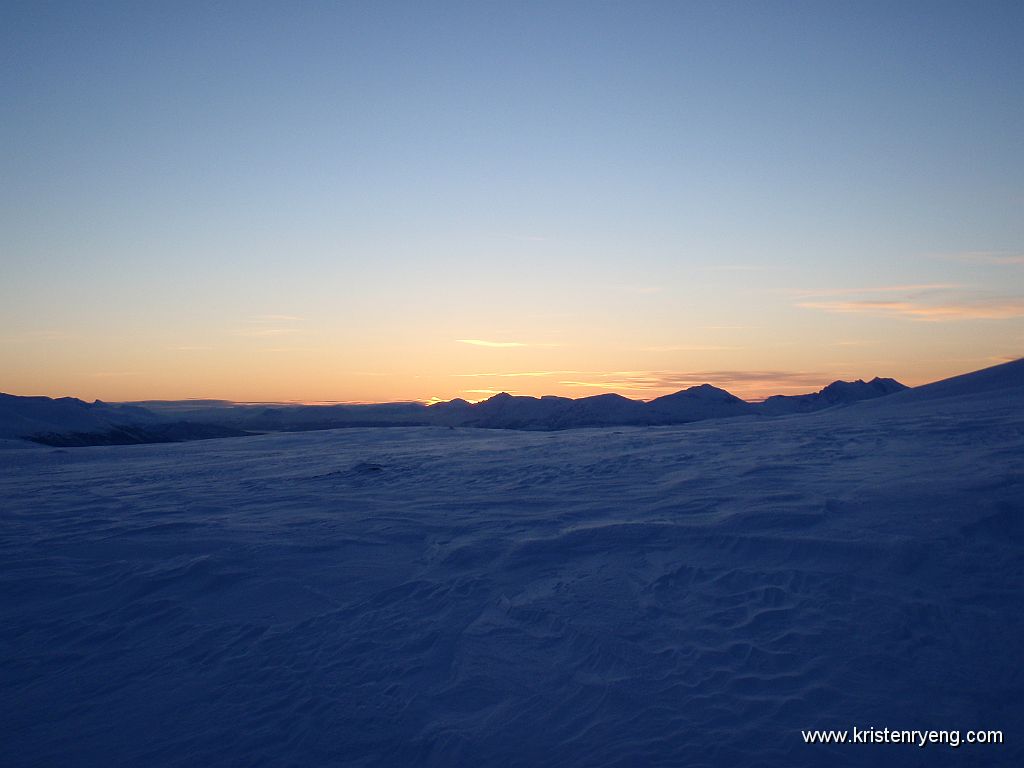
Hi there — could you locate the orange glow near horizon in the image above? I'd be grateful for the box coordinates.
[2,271,1021,405]
[2,338,1018,405]
[3,5,1023,418]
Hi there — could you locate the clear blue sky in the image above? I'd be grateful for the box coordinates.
[2,1,1022,402]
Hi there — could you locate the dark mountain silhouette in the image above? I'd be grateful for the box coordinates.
[554,393,650,428]
[423,377,896,430]
[0,394,251,445]
[5,364,979,444]
[0,393,163,437]
[647,384,754,422]
[440,393,571,429]
[757,377,907,415]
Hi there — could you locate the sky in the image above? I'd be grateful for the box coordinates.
[2,1,1023,403]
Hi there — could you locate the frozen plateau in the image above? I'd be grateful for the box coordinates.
[1,359,1023,766]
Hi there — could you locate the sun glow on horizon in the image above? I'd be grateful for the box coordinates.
[1,4,1021,406]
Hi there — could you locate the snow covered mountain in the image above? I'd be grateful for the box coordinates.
[647,383,755,421]
[14,363,1024,443]
[0,394,161,439]
[440,392,574,429]
[430,378,903,429]
[0,394,248,445]
[757,377,907,415]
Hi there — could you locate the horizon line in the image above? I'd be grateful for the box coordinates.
[0,374,920,408]
[4,356,1020,408]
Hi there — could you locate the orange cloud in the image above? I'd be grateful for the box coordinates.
[454,370,577,377]
[231,328,301,337]
[792,283,961,297]
[637,345,740,352]
[799,298,1024,321]
[456,339,527,348]
[937,251,1024,266]
[558,369,834,399]
[456,339,561,348]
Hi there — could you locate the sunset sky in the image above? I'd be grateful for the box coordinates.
[2,1,1022,403]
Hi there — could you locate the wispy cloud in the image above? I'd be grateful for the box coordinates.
[454,367,866,400]
[935,250,1024,266]
[0,329,75,344]
[621,285,664,295]
[559,379,654,390]
[232,314,305,337]
[457,339,527,348]
[501,234,549,243]
[558,369,831,398]
[637,344,740,352]
[233,327,301,337]
[792,283,961,297]
[704,264,777,272]
[799,298,1024,321]
[833,339,877,347]
[456,339,561,348]
[796,283,1024,322]
[254,314,305,322]
[454,370,576,378]
[30,329,73,340]
[455,368,829,396]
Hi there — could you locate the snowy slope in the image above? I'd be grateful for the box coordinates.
[0,393,161,439]
[882,357,1024,403]
[1,363,1021,766]
[758,377,907,415]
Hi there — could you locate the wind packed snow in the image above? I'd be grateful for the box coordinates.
[1,378,1022,766]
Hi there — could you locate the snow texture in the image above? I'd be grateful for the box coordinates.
[1,360,1022,766]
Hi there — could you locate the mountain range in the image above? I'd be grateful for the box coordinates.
[0,371,929,446]
[9,358,1021,445]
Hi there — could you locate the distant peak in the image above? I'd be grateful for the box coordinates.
[679,383,741,400]
[810,377,909,403]
[648,383,746,407]
[867,376,907,389]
